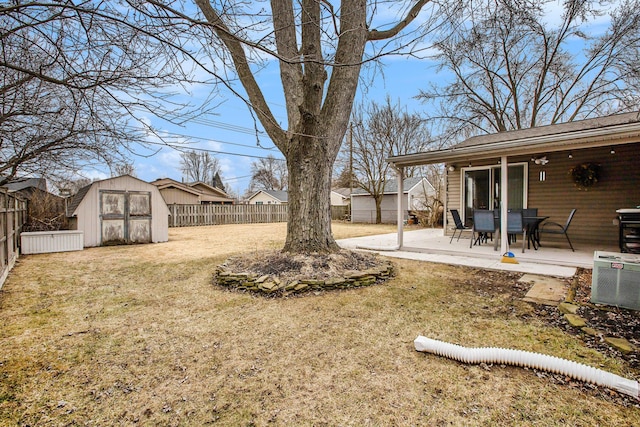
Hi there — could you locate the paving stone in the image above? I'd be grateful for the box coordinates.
[520,274,568,306]
[604,337,636,354]
[558,302,580,315]
[581,327,600,337]
[564,313,587,328]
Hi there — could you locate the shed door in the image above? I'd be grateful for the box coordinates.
[100,191,151,245]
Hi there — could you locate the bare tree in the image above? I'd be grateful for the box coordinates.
[180,150,223,186]
[113,163,137,177]
[419,0,640,140]
[4,1,434,254]
[249,155,288,191]
[53,176,92,197]
[187,0,433,253]
[343,97,433,223]
[0,1,214,186]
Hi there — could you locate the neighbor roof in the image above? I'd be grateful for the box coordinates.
[4,177,47,192]
[388,111,640,168]
[331,187,351,198]
[250,190,288,202]
[351,177,430,196]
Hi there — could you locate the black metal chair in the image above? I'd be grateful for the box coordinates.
[449,209,470,243]
[507,211,527,253]
[470,210,497,248]
[540,209,577,252]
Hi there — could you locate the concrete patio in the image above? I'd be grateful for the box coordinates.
[337,228,618,278]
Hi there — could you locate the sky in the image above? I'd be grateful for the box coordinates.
[81,0,616,198]
[77,3,443,197]
[119,55,437,198]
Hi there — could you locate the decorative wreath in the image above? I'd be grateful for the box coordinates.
[569,162,600,189]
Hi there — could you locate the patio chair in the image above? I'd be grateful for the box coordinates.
[540,209,577,252]
[449,209,470,243]
[470,210,497,248]
[507,211,527,253]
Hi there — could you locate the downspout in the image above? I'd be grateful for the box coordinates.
[415,336,639,400]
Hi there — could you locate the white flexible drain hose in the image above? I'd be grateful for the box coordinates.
[414,336,639,400]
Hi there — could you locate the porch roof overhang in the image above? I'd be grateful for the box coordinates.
[387,111,640,168]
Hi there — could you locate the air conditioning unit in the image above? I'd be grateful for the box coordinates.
[592,251,640,310]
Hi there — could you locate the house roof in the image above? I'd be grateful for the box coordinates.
[331,187,352,198]
[188,181,233,202]
[249,189,288,202]
[351,177,430,196]
[151,178,202,196]
[188,181,228,196]
[151,178,234,202]
[4,177,47,192]
[388,111,640,168]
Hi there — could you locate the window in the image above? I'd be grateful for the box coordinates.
[462,163,527,221]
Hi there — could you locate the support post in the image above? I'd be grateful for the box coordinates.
[395,165,404,249]
[500,156,509,254]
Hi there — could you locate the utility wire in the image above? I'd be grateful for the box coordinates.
[167,142,285,161]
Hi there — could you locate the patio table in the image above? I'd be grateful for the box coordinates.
[524,216,549,250]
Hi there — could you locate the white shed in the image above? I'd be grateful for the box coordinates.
[67,175,170,247]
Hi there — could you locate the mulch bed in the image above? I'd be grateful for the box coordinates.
[462,268,640,407]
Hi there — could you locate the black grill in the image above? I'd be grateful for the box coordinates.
[618,210,640,253]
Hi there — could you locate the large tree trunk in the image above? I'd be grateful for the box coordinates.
[374,196,383,224]
[283,135,340,254]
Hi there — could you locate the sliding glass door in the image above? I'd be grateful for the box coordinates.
[463,164,527,221]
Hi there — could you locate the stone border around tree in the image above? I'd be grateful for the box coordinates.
[214,261,395,296]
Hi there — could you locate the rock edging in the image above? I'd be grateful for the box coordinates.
[214,261,395,296]
[560,276,637,355]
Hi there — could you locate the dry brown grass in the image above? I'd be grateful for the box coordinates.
[0,222,638,426]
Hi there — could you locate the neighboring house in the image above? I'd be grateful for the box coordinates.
[67,175,169,247]
[248,190,288,205]
[150,178,234,205]
[4,177,67,231]
[188,181,234,204]
[351,177,435,224]
[331,188,351,206]
[4,177,48,194]
[387,111,640,250]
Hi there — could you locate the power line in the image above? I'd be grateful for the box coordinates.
[168,143,285,161]
[153,128,279,151]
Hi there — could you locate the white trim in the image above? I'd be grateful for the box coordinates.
[459,162,528,223]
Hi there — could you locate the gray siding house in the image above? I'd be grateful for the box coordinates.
[351,177,435,224]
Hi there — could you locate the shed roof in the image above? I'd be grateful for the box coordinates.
[66,184,92,217]
[67,175,161,217]
[388,111,640,168]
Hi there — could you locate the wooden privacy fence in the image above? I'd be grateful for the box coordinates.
[169,204,287,227]
[168,204,351,227]
[0,189,27,288]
